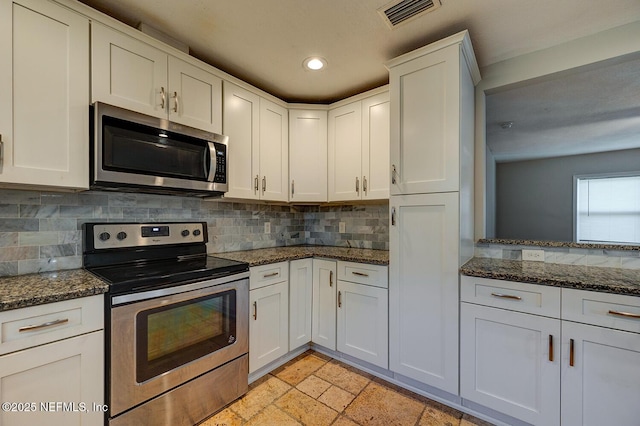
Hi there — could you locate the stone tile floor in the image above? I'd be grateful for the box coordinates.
[200,350,494,426]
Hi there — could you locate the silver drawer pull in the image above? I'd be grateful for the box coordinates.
[263,272,279,278]
[608,310,640,319]
[352,271,369,277]
[19,318,69,333]
[491,293,522,301]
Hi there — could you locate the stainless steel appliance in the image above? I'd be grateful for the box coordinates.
[83,222,249,426]
[91,102,229,196]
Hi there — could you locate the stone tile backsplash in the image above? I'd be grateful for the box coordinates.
[475,241,640,269]
[0,189,389,277]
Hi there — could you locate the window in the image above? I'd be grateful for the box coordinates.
[575,174,640,244]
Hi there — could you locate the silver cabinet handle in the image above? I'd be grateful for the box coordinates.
[160,87,166,109]
[391,207,396,226]
[0,133,3,170]
[363,176,367,195]
[262,176,267,193]
[255,175,259,192]
[338,291,342,308]
[608,310,640,319]
[19,318,69,333]
[253,301,257,320]
[172,91,179,113]
[352,271,369,277]
[548,334,554,362]
[291,180,295,197]
[263,272,279,278]
[491,293,522,300]
[355,177,360,194]
[329,270,333,287]
[392,164,397,184]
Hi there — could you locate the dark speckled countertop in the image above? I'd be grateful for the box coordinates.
[213,246,389,267]
[461,257,640,296]
[0,269,109,312]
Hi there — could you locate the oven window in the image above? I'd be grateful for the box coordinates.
[136,290,236,382]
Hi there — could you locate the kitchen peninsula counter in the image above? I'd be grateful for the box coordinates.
[213,245,389,267]
[0,269,108,312]
[461,257,640,296]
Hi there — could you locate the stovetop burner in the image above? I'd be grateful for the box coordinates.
[82,222,249,295]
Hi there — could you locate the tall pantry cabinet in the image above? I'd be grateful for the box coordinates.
[386,30,480,396]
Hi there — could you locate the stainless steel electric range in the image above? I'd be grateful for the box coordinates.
[83,222,249,426]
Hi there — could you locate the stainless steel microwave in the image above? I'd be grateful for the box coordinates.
[91,102,228,197]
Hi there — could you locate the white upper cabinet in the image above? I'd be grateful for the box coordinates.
[92,23,222,133]
[328,90,389,202]
[387,32,479,195]
[289,109,328,202]
[223,81,288,202]
[0,0,89,190]
[361,92,390,200]
[259,99,289,202]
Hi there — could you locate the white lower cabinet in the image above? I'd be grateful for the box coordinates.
[560,289,640,426]
[289,259,313,350]
[336,277,388,368]
[312,259,337,350]
[460,303,560,425]
[0,296,104,426]
[249,263,289,373]
[461,277,640,425]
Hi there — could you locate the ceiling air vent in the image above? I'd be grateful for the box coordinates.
[378,0,441,28]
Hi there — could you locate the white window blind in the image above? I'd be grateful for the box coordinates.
[576,175,640,244]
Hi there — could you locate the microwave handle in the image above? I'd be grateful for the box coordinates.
[206,142,216,182]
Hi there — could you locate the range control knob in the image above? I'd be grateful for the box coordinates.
[181,229,190,237]
[116,231,127,241]
[98,232,111,242]
[193,229,201,236]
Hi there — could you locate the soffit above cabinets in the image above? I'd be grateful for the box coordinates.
[77,0,640,103]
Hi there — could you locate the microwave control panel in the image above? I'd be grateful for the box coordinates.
[214,143,226,183]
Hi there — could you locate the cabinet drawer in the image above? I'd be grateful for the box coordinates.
[337,261,388,288]
[250,262,289,290]
[0,295,104,356]
[460,276,561,318]
[562,288,640,333]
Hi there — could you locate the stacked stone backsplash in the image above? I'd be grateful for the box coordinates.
[0,189,389,277]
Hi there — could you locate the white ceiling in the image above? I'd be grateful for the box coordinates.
[78,0,640,103]
[486,54,640,162]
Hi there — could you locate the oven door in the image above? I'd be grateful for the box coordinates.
[109,275,248,417]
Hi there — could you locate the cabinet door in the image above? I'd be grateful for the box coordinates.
[168,56,222,133]
[249,281,289,373]
[92,22,168,119]
[389,45,460,195]
[0,331,103,426]
[0,0,88,189]
[362,92,390,200]
[328,102,362,201]
[389,193,459,394]
[460,303,560,426]
[312,259,337,350]
[223,82,260,199]
[561,321,640,426]
[289,259,313,350]
[289,109,328,202]
[259,99,289,202]
[337,281,388,368]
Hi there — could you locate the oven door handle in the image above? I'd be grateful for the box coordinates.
[206,141,216,182]
[111,271,250,306]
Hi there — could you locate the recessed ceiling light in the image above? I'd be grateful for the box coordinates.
[500,121,514,129]
[303,57,327,71]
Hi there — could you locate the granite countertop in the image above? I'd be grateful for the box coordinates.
[0,269,109,312]
[213,246,389,267]
[461,257,640,296]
